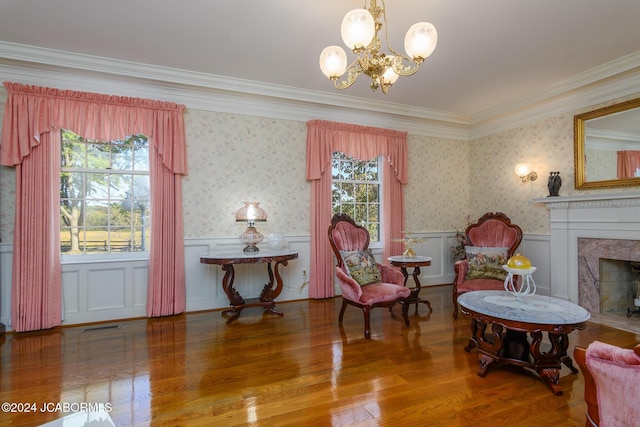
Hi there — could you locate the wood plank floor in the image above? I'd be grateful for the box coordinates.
[1,286,638,427]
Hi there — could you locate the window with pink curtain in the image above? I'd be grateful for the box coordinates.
[306,119,408,298]
[0,82,188,331]
[617,150,640,178]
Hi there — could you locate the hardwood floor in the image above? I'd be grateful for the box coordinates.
[1,286,638,427]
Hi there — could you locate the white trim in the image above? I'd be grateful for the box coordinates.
[0,42,469,139]
[2,42,640,140]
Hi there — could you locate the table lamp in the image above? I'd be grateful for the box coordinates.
[235,202,267,253]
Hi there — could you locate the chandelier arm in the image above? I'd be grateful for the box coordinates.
[391,56,420,76]
[333,65,361,90]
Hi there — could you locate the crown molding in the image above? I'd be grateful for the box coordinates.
[1,41,639,141]
[0,42,469,139]
[469,51,640,139]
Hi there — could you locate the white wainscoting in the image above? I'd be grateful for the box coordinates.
[61,258,149,325]
[0,243,11,329]
[0,232,549,330]
[386,232,551,296]
[515,233,551,296]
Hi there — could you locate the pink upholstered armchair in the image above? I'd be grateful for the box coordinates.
[574,341,640,427]
[328,214,410,339]
[452,212,523,318]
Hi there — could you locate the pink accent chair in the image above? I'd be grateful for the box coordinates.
[328,214,410,339]
[452,212,523,318]
[574,341,640,427]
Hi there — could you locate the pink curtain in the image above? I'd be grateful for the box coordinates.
[306,120,408,298]
[617,150,640,178]
[0,82,188,330]
[147,143,186,317]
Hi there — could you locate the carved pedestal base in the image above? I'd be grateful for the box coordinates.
[463,316,583,396]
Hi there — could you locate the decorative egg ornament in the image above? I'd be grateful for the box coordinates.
[507,253,532,269]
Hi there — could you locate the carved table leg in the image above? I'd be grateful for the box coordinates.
[530,331,564,395]
[476,323,504,376]
[465,318,481,352]
[220,264,245,324]
[478,353,495,377]
[412,266,432,313]
[554,333,578,373]
[259,260,288,317]
[401,266,432,314]
[465,318,504,377]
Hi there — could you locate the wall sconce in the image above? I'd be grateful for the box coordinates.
[515,163,538,183]
[235,202,267,253]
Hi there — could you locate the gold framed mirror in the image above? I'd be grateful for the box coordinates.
[574,97,640,189]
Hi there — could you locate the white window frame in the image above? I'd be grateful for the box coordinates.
[60,131,151,262]
[331,152,384,248]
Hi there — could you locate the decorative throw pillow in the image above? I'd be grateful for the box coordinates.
[465,246,509,281]
[340,249,382,286]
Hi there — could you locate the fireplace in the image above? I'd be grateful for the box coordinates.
[577,238,640,313]
[536,191,640,307]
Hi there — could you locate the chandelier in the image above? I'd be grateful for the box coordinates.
[319,0,437,94]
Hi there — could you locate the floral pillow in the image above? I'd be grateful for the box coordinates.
[340,249,382,286]
[465,246,509,281]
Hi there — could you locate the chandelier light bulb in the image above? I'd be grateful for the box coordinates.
[341,8,375,50]
[404,22,438,61]
[319,46,348,79]
[381,62,400,85]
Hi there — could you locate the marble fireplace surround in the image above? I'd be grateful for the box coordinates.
[536,191,640,312]
[577,238,640,313]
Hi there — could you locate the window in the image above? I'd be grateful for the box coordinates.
[331,152,382,242]
[60,130,150,254]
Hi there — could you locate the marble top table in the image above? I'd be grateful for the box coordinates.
[458,291,591,325]
[457,290,590,395]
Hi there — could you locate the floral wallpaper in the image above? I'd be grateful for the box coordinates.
[182,110,309,238]
[0,85,638,242]
[404,136,470,231]
[467,113,577,234]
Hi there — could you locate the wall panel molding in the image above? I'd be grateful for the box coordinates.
[0,233,550,330]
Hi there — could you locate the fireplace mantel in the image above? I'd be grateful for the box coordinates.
[535,191,640,209]
[535,191,640,305]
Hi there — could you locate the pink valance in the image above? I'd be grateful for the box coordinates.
[1,82,187,175]
[306,120,408,184]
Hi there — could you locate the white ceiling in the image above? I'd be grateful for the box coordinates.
[0,0,639,119]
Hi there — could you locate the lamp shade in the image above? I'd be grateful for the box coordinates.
[319,46,348,79]
[235,202,267,222]
[404,22,438,61]
[341,8,375,50]
[514,163,531,176]
[381,58,400,85]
